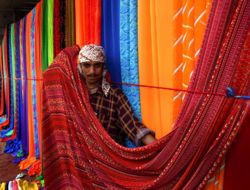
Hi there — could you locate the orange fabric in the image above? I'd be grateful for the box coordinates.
[205,163,224,190]
[75,0,101,46]
[139,1,224,187]
[138,0,175,138]
[19,11,36,170]
[173,0,212,121]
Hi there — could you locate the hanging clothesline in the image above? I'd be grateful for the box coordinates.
[1,76,249,99]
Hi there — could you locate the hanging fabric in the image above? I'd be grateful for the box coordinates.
[101,0,121,83]
[119,0,141,119]
[19,10,36,170]
[19,16,29,158]
[42,0,54,70]
[75,0,101,47]
[65,0,75,47]
[0,27,10,130]
[138,0,175,137]
[43,0,250,189]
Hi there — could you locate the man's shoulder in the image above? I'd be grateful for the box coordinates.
[109,85,124,97]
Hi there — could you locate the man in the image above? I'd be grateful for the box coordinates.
[77,44,156,146]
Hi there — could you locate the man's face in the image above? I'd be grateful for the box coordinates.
[80,61,103,87]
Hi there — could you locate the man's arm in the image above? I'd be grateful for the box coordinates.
[115,88,156,146]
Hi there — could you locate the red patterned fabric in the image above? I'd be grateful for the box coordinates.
[53,0,61,57]
[223,31,250,190]
[54,0,66,56]
[43,0,250,189]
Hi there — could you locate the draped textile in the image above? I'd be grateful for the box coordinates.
[42,0,54,70]
[173,0,212,122]
[65,0,75,47]
[53,0,66,56]
[75,0,101,47]
[0,27,10,130]
[120,0,141,119]
[223,31,250,190]
[20,17,29,158]
[101,0,121,83]
[138,0,175,137]
[19,11,37,170]
[53,0,61,57]
[42,0,49,71]
[34,2,43,161]
[43,1,250,188]
[0,45,3,115]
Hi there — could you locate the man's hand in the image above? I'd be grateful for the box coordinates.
[141,134,156,145]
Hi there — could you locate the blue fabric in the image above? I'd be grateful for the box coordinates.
[31,8,40,159]
[15,21,21,140]
[21,16,29,157]
[101,0,121,83]
[120,0,141,120]
[14,21,24,158]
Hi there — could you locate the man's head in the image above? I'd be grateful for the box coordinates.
[78,44,106,89]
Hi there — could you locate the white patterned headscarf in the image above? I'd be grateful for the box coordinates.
[78,44,110,96]
[78,44,105,63]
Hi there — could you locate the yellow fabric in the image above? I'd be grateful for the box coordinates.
[0,182,6,190]
[17,180,38,190]
[138,0,175,138]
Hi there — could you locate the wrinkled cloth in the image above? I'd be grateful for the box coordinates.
[42,0,250,189]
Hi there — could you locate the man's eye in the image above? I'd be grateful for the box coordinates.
[94,63,102,68]
[83,63,91,68]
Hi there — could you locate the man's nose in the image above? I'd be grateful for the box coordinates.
[89,65,95,74]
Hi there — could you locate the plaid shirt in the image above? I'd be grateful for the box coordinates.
[89,85,154,146]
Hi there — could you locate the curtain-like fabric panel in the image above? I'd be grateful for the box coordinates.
[19,11,36,170]
[65,0,75,47]
[120,0,141,119]
[47,0,54,65]
[31,8,40,160]
[20,17,29,158]
[138,0,175,137]
[53,0,61,57]
[0,27,10,129]
[75,0,101,47]
[14,21,24,161]
[53,0,66,56]
[173,0,212,121]
[42,0,54,69]
[0,45,3,115]
[42,0,49,71]
[101,0,121,83]
[34,2,43,162]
